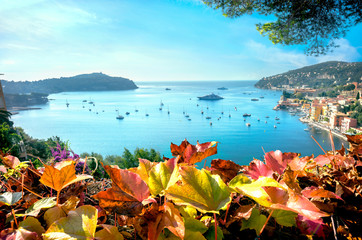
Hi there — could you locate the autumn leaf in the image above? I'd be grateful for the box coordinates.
[23,197,56,217]
[95,224,124,240]
[44,196,80,226]
[265,150,298,175]
[301,186,343,200]
[210,159,243,183]
[19,216,46,236]
[0,155,20,168]
[128,158,157,184]
[148,157,178,196]
[93,166,150,215]
[163,202,185,239]
[170,139,189,156]
[0,192,22,206]
[230,176,285,207]
[43,205,98,240]
[243,159,274,180]
[40,162,92,192]
[270,190,329,220]
[166,166,231,213]
[170,140,218,165]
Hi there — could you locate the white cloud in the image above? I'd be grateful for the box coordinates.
[315,39,360,63]
[245,40,309,68]
[1,60,16,65]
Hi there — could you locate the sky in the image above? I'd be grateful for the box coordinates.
[0,0,361,82]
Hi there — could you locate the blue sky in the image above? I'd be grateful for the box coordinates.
[0,0,361,82]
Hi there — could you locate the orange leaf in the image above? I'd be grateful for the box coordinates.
[171,140,217,165]
[40,162,92,192]
[93,166,150,216]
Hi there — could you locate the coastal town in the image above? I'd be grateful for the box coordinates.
[274,81,362,139]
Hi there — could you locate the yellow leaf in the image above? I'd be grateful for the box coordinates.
[43,205,97,240]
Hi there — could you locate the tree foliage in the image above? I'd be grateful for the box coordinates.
[203,0,362,55]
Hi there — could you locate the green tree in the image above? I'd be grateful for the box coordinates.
[295,92,304,100]
[0,123,21,156]
[356,91,360,100]
[203,0,362,55]
[0,110,13,127]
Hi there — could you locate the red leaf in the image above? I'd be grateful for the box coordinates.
[211,159,242,183]
[243,159,273,180]
[302,186,343,200]
[265,151,298,175]
[171,140,218,165]
[296,215,326,238]
[93,166,150,216]
[314,154,332,166]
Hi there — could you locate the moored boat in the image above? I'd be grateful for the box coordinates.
[198,93,223,100]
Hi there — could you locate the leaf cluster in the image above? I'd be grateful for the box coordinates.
[1,137,362,239]
[203,0,362,55]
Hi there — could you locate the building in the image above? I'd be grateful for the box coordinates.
[340,117,357,133]
[310,104,324,121]
[329,112,347,129]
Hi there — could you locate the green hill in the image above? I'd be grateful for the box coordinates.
[255,61,362,89]
[2,72,138,94]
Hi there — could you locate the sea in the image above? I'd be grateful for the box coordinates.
[12,80,347,166]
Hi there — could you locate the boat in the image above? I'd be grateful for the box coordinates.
[88,101,94,104]
[258,118,260,121]
[221,111,224,115]
[145,113,149,117]
[277,122,280,124]
[265,116,270,118]
[304,128,309,131]
[210,122,212,126]
[243,113,251,117]
[159,107,162,111]
[116,115,124,120]
[251,98,259,101]
[198,93,223,100]
[82,100,87,102]
[206,116,211,120]
[275,117,280,120]
[201,111,204,115]
[246,123,251,127]
[66,100,69,107]
[188,118,191,121]
[185,115,189,118]
[259,96,264,99]
[125,112,130,115]
[160,101,164,106]
[217,87,228,90]
[165,88,171,90]
[274,125,277,128]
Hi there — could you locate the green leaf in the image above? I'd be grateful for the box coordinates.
[228,174,251,189]
[184,217,208,240]
[0,192,22,205]
[271,210,297,227]
[43,205,98,240]
[231,176,284,207]
[241,208,267,234]
[24,197,56,217]
[204,225,224,240]
[166,166,231,213]
[149,158,178,196]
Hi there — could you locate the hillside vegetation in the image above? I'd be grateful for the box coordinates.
[255,61,362,89]
[2,72,138,94]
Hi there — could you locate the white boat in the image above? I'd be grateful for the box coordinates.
[246,123,251,127]
[116,115,124,120]
[274,125,277,128]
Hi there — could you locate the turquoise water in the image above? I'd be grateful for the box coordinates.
[12,81,346,165]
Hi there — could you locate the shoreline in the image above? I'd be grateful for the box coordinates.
[9,107,42,115]
[300,117,348,141]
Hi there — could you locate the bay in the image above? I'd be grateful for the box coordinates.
[12,80,346,166]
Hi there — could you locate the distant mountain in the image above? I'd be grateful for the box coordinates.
[2,73,138,94]
[255,61,362,89]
